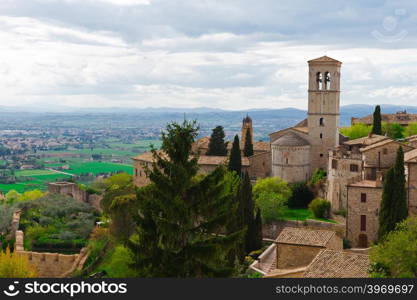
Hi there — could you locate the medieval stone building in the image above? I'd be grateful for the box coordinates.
[270,56,343,183]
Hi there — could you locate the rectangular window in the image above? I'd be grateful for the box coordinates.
[383,148,388,155]
[360,215,366,231]
[332,159,338,170]
[350,164,359,172]
[361,193,367,203]
[135,168,138,177]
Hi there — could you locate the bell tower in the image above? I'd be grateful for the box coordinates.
[241,114,253,147]
[307,56,341,171]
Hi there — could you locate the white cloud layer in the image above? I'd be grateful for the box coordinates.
[1,0,417,110]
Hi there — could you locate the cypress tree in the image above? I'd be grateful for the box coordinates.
[128,120,242,277]
[239,171,262,253]
[228,135,242,175]
[372,105,382,135]
[393,146,408,222]
[378,146,408,239]
[206,126,228,156]
[253,207,263,251]
[243,129,254,157]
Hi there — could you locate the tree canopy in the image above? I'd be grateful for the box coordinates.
[206,126,228,156]
[128,120,243,277]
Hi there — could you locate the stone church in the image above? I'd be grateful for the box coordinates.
[269,56,346,183]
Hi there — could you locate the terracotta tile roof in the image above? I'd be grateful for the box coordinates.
[133,151,249,166]
[253,141,271,152]
[303,250,369,278]
[405,148,417,163]
[293,127,309,134]
[308,56,342,64]
[353,112,417,126]
[343,134,388,146]
[348,180,380,188]
[272,132,310,147]
[276,227,335,247]
[360,139,413,152]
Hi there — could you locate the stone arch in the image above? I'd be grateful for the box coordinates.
[316,72,323,90]
[324,71,331,90]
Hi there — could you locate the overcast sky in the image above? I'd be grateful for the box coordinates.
[1,0,417,110]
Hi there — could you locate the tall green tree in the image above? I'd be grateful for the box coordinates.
[240,171,262,253]
[372,105,382,135]
[128,120,242,277]
[228,135,242,175]
[378,146,408,239]
[243,129,254,157]
[206,126,228,156]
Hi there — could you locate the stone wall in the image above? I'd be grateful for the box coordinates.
[262,219,345,240]
[271,144,311,183]
[327,150,363,211]
[48,182,102,211]
[346,185,382,248]
[248,151,271,179]
[406,162,417,215]
[15,229,88,278]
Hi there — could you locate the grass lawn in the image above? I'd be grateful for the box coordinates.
[280,208,337,223]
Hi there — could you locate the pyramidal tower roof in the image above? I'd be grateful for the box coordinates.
[308,56,342,64]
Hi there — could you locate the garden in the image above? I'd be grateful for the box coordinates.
[18,194,99,254]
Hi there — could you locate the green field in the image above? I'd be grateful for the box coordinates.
[0,162,133,193]
[66,162,133,176]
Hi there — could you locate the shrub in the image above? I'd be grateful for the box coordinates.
[253,177,292,201]
[310,169,327,185]
[105,246,137,278]
[308,198,331,218]
[288,182,315,208]
[255,191,287,223]
[334,209,347,218]
[0,247,37,278]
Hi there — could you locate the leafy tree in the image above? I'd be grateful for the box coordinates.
[0,247,37,278]
[378,146,408,239]
[288,182,315,208]
[243,129,254,157]
[5,190,21,204]
[253,177,292,201]
[255,191,287,223]
[340,124,372,140]
[372,105,382,135]
[228,135,242,176]
[370,217,417,278]
[405,122,417,137]
[128,120,242,277]
[382,122,404,140]
[101,173,136,244]
[308,198,331,218]
[105,246,138,278]
[206,126,228,156]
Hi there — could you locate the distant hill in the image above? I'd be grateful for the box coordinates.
[0,104,416,140]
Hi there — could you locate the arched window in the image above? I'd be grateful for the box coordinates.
[324,72,331,90]
[319,117,325,126]
[316,72,323,90]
